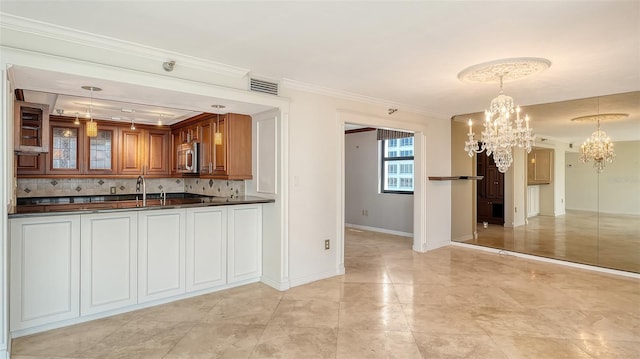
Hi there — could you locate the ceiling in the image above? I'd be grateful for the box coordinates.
[1,1,639,140]
[9,66,273,126]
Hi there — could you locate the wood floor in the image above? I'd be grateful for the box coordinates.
[459,210,640,273]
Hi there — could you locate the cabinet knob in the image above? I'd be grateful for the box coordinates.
[494,181,499,185]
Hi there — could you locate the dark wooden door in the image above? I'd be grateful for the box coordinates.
[477,154,505,225]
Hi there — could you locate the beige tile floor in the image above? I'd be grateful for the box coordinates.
[12,228,640,358]
[460,210,640,273]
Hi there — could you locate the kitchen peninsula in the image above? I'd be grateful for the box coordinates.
[9,101,274,337]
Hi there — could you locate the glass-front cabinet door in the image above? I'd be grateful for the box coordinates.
[86,126,117,175]
[47,121,83,175]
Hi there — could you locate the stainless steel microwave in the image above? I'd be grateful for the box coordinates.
[176,142,199,173]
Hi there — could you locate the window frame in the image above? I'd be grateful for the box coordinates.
[380,137,414,195]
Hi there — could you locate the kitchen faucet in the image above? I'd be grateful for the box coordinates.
[136,175,146,207]
[160,189,166,205]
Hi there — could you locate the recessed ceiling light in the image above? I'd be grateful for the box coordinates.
[211,105,226,109]
[121,108,134,113]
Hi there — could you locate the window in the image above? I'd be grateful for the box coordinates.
[381,135,414,194]
[400,137,413,146]
[400,163,413,173]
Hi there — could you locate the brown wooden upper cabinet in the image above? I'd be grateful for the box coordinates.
[14,101,50,153]
[210,113,252,180]
[119,128,170,177]
[146,129,171,176]
[86,125,118,176]
[528,148,553,185]
[199,119,213,175]
[118,128,144,176]
[46,119,84,176]
[171,113,252,180]
[17,115,171,178]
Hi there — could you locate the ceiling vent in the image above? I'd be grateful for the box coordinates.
[250,78,278,96]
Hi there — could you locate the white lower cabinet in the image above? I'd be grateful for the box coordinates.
[80,212,137,316]
[186,207,227,292]
[10,215,81,331]
[138,209,186,303]
[9,203,263,335]
[228,205,262,284]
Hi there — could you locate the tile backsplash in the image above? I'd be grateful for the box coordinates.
[183,178,245,198]
[17,177,245,198]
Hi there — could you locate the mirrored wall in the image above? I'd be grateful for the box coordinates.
[452,92,640,273]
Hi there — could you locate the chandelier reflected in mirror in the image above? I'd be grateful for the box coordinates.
[572,113,624,173]
[458,58,551,173]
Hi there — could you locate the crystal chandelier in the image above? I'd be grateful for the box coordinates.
[579,117,615,173]
[459,58,550,173]
[464,75,534,173]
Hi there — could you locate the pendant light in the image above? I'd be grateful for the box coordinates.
[74,112,80,125]
[130,118,136,130]
[81,86,101,137]
[212,105,225,145]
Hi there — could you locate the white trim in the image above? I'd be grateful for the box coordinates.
[281,111,290,294]
[345,223,413,238]
[281,78,446,118]
[260,276,290,292]
[0,66,9,359]
[413,131,429,252]
[337,118,346,278]
[451,242,640,279]
[0,13,249,79]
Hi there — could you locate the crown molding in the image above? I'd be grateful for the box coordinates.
[280,78,447,118]
[0,13,250,79]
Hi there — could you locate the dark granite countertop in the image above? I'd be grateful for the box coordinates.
[10,193,274,218]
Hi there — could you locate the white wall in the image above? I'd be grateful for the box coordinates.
[566,140,640,215]
[280,85,451,286]
[344,130,413,235]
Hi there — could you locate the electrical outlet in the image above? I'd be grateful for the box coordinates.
[324,239,330,250]
[110,186,116,194]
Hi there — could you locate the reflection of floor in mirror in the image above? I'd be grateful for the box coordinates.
[459,210,640,273]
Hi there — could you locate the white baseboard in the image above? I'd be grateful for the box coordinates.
[345,223,412,237]
[451,242,640,279]
[260,275,290,291]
